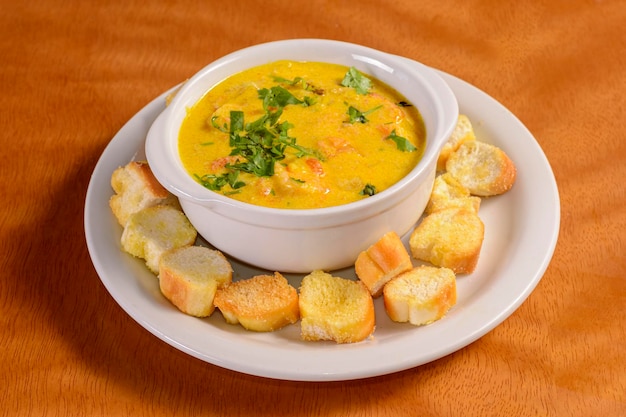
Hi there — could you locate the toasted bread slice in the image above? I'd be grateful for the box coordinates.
[355,231,412,297]
[383,265,457,325]
[446,141,516,196]
[437,114,476,171]
[110,161,180,226]
[409,208,484,274]
[158,246,233,317]
[299,270,375,344]
[425,172,481,215]
[213,272,299,332]
[120,205,197,274]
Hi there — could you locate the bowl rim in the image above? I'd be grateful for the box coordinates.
[146,38,458,221]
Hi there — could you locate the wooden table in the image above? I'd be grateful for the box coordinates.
[2,0,624,415]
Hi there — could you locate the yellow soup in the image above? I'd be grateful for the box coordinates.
[178,61,426,209]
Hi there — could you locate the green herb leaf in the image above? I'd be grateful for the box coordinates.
[386,129,417,152]
[195,171,245,192]
[303,96,316,106]
[341,67,372,95]
[272,76,307,88]
[229,110,245,134]
[272,76,324,95]
[360,183,377,196]
[347,104,382,124]
[225,171,246,189]
[258,86,308,109]
[210,116,228,132]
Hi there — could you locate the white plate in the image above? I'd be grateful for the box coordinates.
[84,67,560,382]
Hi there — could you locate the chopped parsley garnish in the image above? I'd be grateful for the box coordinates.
[272,76,324,95]
[227,110,311,177]
[360,183,377,196]
[386,130,417,152]
[272,75,308,88]
[258,86,314,109]
[197,92,320,192]
[195,171,245,192]
[347,105,382,124]
[210,116,228,133]
[341,67,372,95]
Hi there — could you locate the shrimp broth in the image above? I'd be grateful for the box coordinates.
[178,60,426,209]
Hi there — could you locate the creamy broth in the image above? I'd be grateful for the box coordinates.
[178,61,426,209]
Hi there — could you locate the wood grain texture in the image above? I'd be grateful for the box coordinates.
[1,0,625,415]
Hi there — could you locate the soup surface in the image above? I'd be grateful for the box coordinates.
[178,60,426,209]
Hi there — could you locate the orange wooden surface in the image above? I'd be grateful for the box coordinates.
[1,0,625,415]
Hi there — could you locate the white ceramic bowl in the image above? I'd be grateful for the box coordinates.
[146,39,458,273]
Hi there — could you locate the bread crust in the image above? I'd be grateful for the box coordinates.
[409,208,484,274]
[120,205,197,273]
[213,272,299,332]
[299,270,375,343]
[355,231,412,297]
[437,114,476,171]
[383,265,457,325]
[425,172,481,215]
[445,141,516,196]
[109,161,180,226]
[158,246,232,317]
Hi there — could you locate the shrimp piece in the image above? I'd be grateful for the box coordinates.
[272,159,329,197]
[255,177,274,196]
[377,124,394,137]
[207,84,263,129]
[317,137,356,158]
[368,92,408,125]
[305,158,325,176]
[208,103,240,131]
[209,155,242,171]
